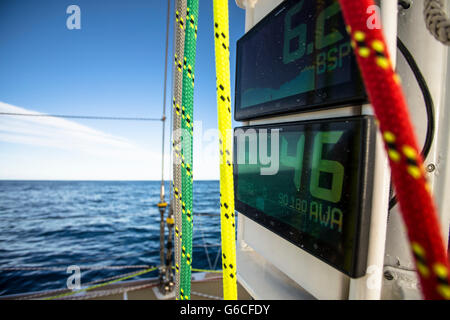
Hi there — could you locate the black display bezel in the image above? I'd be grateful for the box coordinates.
[233,116,376,278]
[234,0,368,121]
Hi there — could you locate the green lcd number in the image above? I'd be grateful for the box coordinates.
[280,135,305,192]
[283,1,344,64]
[283,1,306,63]
[281,131,344,203]
[310,131,344,203]
[315,2,343,50]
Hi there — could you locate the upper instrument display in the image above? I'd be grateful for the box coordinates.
[234,0,367,121]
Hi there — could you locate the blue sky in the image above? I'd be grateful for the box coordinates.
[0,0,245,180]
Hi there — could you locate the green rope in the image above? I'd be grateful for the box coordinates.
[179,0,199,301]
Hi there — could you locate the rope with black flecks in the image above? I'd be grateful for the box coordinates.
[339,0,450,300]
[213,0,237,300]
[172,0,187,301]
[179,0,199,300]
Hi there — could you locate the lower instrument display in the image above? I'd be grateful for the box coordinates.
[234,116,376,278]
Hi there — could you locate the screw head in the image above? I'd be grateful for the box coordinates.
[426,163,436,173]
[384,271,394,281]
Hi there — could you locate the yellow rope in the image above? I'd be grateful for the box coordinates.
[191,268,222,274]
[213,0,237,300]
[171,265,222,274]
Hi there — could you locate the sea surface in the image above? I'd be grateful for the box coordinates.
[0,180,223,296]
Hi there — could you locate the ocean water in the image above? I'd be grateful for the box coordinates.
[0,180,223,296]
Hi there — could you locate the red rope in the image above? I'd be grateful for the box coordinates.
[338,0,449,300]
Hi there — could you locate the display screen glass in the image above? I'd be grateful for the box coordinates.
[234,116,376,277]
[235,0,367,121]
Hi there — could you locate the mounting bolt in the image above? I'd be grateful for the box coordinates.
[426,163,436,173]
[384,271,394,281]
[398,0,411,9]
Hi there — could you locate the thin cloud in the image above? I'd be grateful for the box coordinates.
[0,102,146,157]
[0,102,218,180]
[0,101,170,180]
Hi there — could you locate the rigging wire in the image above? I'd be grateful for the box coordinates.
[0,112,162,121]
[165,0,176,291]
[160,0,171,200]
[0,265,152,272]
[157,0,172,293]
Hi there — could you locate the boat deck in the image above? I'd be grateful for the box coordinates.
[94,273,251,300]
[1,272,253,300]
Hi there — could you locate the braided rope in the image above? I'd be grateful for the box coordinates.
[424,0,450,45]
[339,0,450,300]
[179,0,199,300]
[213,0,238,300]
[172,0,187,301]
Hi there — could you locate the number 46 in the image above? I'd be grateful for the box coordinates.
[280,131,344,203]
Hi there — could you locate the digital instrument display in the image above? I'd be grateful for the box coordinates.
[234,0,367,121]
[234,116,376,277]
